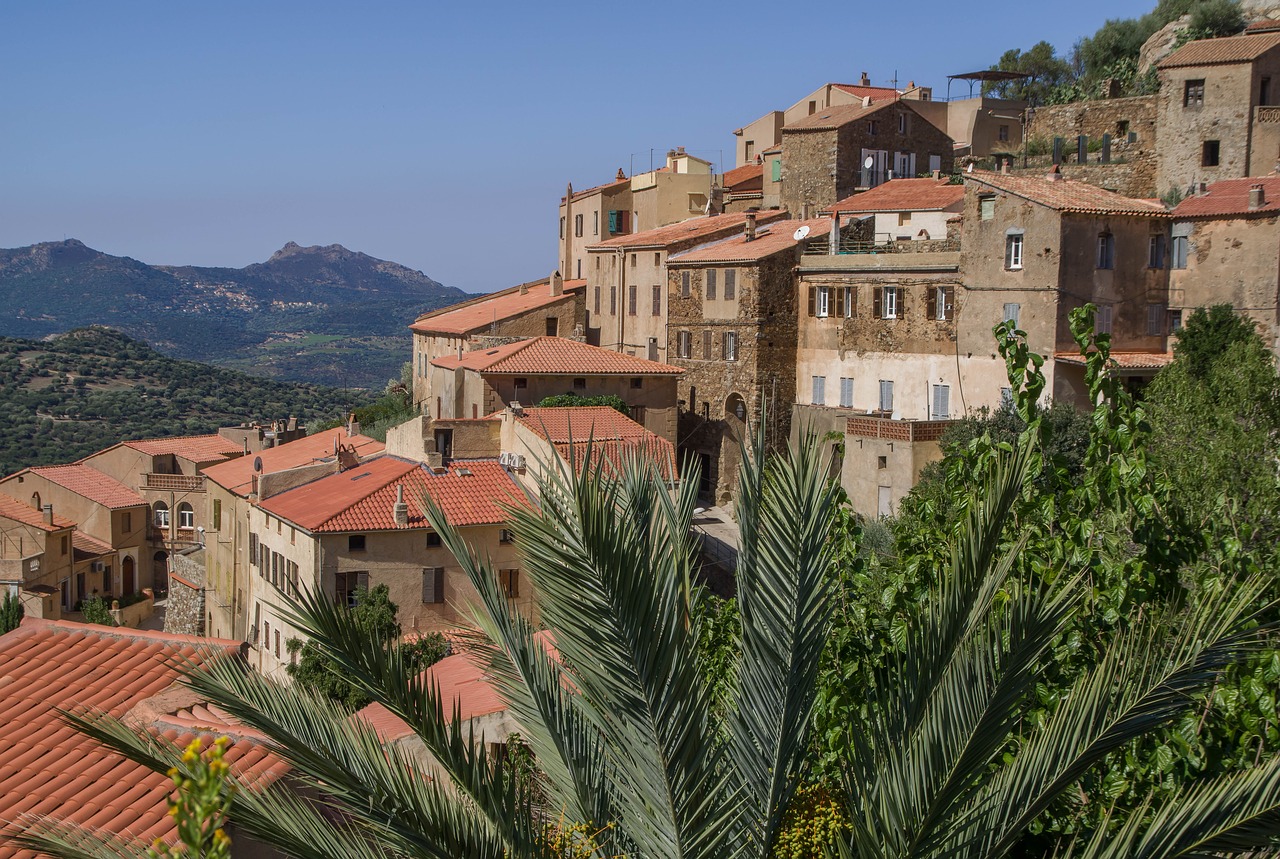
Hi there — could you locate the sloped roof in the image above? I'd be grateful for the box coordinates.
[121,434,244,463]
[967,171,1169,217]
[0,619,287,858]
[257,457,528,533]
[0,495,74,532]
[1054,350,1175,369]
[1158,32,1280,68]
[561,176,630,204]
[518,407,678,480]
[410,279,574,336]
[823,178,965,215]
[431,337,684,376]
[72,530,113,558]
[1171,176,1280,217]
[201,430,384,498]
[831,83,902,100]
[588,209,788,250]
[669,218,832,264]
[722,163,763,192]
[784,101,891,132]
[21,464,145,510]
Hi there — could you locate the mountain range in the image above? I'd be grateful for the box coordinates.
[0,239,469,388]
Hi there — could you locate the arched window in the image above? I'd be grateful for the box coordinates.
[177,502,194,530]
[153,502,169,528]
[726,393,747,423]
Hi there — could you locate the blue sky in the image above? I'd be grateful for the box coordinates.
[1,0,1154,293]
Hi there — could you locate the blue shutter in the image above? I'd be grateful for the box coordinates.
[608,211,619,233]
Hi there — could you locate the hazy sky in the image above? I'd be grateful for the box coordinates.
[2,0,1154,293]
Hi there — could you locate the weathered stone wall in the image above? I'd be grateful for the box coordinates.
[165,549,205,636]
[1022,96,1159,197]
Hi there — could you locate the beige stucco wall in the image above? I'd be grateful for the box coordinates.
[631,172,713,233]
[587,247,672,359]
[736,111,784,166]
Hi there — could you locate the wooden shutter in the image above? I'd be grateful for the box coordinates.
[835,286,845,318]
[927,286,937,320]
[702,330,712,358]
[873,288,882,318]
[945,286,955,319]
[808,286,816,317]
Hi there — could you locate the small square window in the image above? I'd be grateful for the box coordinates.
[349,535,367,552]
[630,377,643,389]
[877,455,888,469]
[998,124,1009,141]
[1185,79,1206,107]
[426,532,442,547]
[572,377,587,389]
[1202,140,1220,167]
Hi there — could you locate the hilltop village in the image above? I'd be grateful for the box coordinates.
[4,22,1280,855]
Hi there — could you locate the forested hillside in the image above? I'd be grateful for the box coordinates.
[0,327,373,475]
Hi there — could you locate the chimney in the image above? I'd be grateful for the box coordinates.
[346,413,360,437]
[393,484,409,527]
[510,401,525,417]
[550,271,564,295]
[520,280,530,295]
[1001,160,1011,175]
[861,96,872,108]
[1250,184,1266,210]
[676,146,686,155]
[616,167,626,180]
[1046,164,1064,182]
[42,504,53,526]
[860,71,870,86]
[932,169,941,180]
[744,211,757,241]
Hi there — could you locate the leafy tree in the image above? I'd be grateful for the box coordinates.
[535,392,630,415]
[984,41,1076,106]
[1173,304,1262,379]
[79,596,116,627]
[0,593,23,635]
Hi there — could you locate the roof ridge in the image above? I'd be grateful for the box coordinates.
[19,616,244,649]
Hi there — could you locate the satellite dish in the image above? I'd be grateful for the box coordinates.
[253,456,263,473]
[793,225,811,241]
[864,156,875,170]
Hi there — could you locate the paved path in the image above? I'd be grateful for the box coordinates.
[691,506,740,595]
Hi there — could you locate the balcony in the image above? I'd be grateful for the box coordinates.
[1255,106,1280,124]
[143,473,204,492]
[846,414,954,442]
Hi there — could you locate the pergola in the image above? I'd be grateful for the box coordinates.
[946,70,1031,100]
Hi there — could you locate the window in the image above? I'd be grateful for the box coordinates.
[1005,234,1024,269]
[722,331,738,361]
[610,285,617,314]
[123,512,131,532]
[630,377,643,389]
[1263,78,1272,106]
[707,270,717,300]
[426,532,442,547]
[212,499,221,530]
[898,212,911,227]
[546,317,559,336]
[559,217,565,239]
[1000,387,1014,408]
[808,99,817,114]
[178,503,194,530]
[1172,235,1189,269]
[572,377,587,389]
[771,158,781,182]
[745,140,755,160]
[1096,233,1114,269]
[878,380,895,412]
[812,376,826,405]
[815,286,830,317]
[628,284,637,316]
[1202,140,1220,167]
[631,405,646,424]
[1184,79,1205,107]
[286,561,299,597]
[652,285,662,316]
[932,384,951,419]
[514,377,527,393]
[499,528,515,544]
[681,271,690,298]
[500,569,520,599]
[839,377,854,408]
[875,286,900,319]
[262,621,269,649]
[249,533,259,565]
[593,211,599,236]
[1003,303,1021,328]
[724,269,736,300]
[998,124,1009,141]
[348,535,366,552]
[702,330,712,359]
[630,253,636,267]
[877,456,888,469]
[422,567,445,604]
[1148,234,1167,269]
[677,331,692,359]
[1147,303,1167,336]
[153,502,169,529]
[867,120,879,135]
[1117,119,1130,137]
[1095,304,1114,335]
[928,285,954,321]
[574,214,583,237]
[898,112,910,134]
[1170,309,1184,331]
[837,286,855,318]
[336,571,369,607]
[979,195,995,221]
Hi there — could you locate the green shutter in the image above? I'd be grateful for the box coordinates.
[771,158,782,182]
[608,210,619,233]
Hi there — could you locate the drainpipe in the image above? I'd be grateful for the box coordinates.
[617,248,626,352]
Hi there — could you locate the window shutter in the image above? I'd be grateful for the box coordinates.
[808,286,816,317]
[927,286,937,320]
[933,385,949,419]
[771,159,782,182]
[702,330,712,358]
[945,286,955,318]
[834,286,845,317]
[846,287,856,318]
[608,211,618,233]
[681,271,690,297]
[707,270,717,300]
[873,288,882,318]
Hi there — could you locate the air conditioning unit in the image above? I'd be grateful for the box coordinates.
[510,454,526,471]
[499,452,513,468]
[91,561,104,573]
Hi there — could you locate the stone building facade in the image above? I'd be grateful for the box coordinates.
[1024,95,1159,197]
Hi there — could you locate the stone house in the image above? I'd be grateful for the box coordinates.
[425,336,683,443]
[409,274,581,409]
[1156,31,1280,194]
[0,495,76,619]
[249,456,530,681]
[721,163,764,213]
[1024,95,1159,197]
[584,210,789,358]
[665,216,826,502]
[1169,175,1280,353]
[779,101,954,215]
[822,176,965,243]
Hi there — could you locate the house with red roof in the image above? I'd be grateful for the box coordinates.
[500,405,678,486]
[721,163,764,213]
[559,170,634,283]
[821,177,965,244]
[1169,175,1280,354]
[246,455,531,679]
[0,495,77,620]
[426,336,683,444]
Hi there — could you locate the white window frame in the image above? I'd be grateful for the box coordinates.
[878,379,895,413]
[1006,234,1024,270]
[816,286,830,318]
[882,286,899,320]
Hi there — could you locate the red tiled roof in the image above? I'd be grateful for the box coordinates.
[431,337,684,376]
[410,279,575,336]
[831,83,902,100]
[258,457,528,532]
[0,619,287,858]
[71,531,112,557]
[121,434,244,463]
[1159,32,1280,68]
[1246,19,1280,32]
[561,176,630,204]
[784,101,892,132]
[0,496,74,532]
[1054,350,1175,369]
[823,178,965,215]
[201,430,384,498]
[1171,176,1280,217]
[588,209,789,250]
[22,464,145,510]
[967,171,1170,217]
[669,218,831,264]
[518,407,677,480]
[722,163,763,192]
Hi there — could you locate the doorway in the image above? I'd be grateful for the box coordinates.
[122,556,136,595]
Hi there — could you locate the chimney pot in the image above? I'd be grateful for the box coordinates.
[550,271,564,295]
[42,504,53,526]
[1250,183,1266,210]
[1046,164,1064,182]
[860,71,870,86]
[393,484,409,527]
[616,167,626,180]
[346,413,360,437]
[744,211,757,242]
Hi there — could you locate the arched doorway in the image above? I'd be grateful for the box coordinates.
[122,556,136,596]
[153,551,168,593]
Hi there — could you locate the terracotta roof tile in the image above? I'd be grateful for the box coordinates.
[722,163,763,192]
[1158,32,1280,68]
[823,178,965,215]
[257,457,529,532]
[831,83,902,100]
[784,101,892,132]
[967,171,1170,217]
[0,496,75,532]
[201,430,384,498]
[120,435,244,463]
[430,337,684,376]
[71,531,112,557]
[517,407,677,480]
[561,177,630,204]
[588,210,788,250]
[21,464,145,510]
[668,218,831,264]
[410,279,575,336]
[1171,176,1280,217]
[1054,350,1175,369]
[0,619,286,858]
